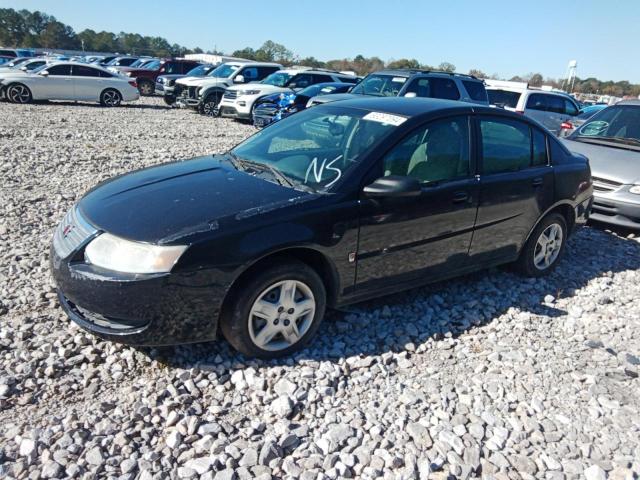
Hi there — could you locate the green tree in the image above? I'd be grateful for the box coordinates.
[39,21,78,49]
[468,69,487,79]
[387,58,422,69]
[438,62,456,72]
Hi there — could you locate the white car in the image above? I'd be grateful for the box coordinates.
[485,79,581,135]
[175,61,282,115]
[218,68,359,120]
[1,62,140,107]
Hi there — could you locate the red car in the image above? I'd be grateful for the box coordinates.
[119,59,202,96]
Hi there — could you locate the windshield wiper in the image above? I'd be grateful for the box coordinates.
[225,153,315,191]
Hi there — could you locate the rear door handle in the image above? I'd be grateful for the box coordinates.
[452,191,468,203]
[532,177,543,187]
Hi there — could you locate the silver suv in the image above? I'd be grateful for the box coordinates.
[307,69,489,107]
[486,80,581,135]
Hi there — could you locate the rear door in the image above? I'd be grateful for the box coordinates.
[470,115,554,263]
[71,65,103,100]
[524,93,556,131]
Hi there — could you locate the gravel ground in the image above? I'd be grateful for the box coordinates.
[0,97,639,480]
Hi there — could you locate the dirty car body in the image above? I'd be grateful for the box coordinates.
[51,98,592,347]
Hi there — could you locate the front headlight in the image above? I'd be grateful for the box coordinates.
[84,233,187,274]
[239,89,261,96]
[630,185,640,195]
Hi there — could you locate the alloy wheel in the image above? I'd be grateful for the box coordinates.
[533,223,563,270]
[248,279,316,351]
[103,90,121,107]
[140,82,153,95]
[8,85,30,104]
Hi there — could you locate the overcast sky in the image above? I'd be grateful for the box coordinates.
[2,0,637,83]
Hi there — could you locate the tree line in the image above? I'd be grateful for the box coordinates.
[1,7,638,97]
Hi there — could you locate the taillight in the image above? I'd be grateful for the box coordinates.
[128,80,137,88]
[560,121,573,130]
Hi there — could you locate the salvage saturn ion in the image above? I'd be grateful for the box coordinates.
[51,97,593,358]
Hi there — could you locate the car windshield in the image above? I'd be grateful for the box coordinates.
[0,57,11,66]
[487,89,522,108]
[207,63,239,78]
[261,72,292,87]
[8,58,29,67]
[129,59,145,68]
[186,64,210,76]
[572,105,640,145]
[143,60,161,70]
[351,74,408,97]
[230,105,402,191]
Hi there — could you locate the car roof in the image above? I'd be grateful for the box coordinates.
[321,96,477,116]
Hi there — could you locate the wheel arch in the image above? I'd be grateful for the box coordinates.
[522,201,575,248]
[201,87,225,100]
[219,246,340,326]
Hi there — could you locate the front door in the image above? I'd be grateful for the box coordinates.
[355,116,479,292]
[38,64,75,100]
[470,116,555,263]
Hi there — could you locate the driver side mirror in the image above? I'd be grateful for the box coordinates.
[39,70,49,77]
[233,75,245,84]
[363,176,422,198]
[19,66,27,71]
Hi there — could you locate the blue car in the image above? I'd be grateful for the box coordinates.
[253,82,353,127]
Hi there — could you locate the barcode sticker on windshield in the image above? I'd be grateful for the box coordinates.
[363,112,408,126]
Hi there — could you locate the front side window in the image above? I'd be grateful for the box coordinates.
[351,74,407,97]
[240,67,258,81]
[564,98,579,116]
[480,118,531,174]
[208,64,239,78]
[383,117,470,183]
[287,74,314,88]
[546,95,565,114]
[231,106,401,191]
[46,64,72,76]
[404,77,460,100]
[163,62,181,74]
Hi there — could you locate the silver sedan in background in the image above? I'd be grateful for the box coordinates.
[562,100,640,229]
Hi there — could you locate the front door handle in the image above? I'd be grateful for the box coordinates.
[532,178,543,187]
[452,191,468,203]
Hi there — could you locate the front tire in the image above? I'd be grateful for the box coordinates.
[138,80,154,96]
[200,93,221,116]
[220,260,326,358]
[163,95,176,106]
[7,83,32,104]
[100,89,122,107]
[516,213,567,277]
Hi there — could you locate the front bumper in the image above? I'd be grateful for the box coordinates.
[51,241,223,346]
[590,194,640,229]
[219,99,251,119]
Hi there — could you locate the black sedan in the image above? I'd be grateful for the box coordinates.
[51,98,593,358]
[253,82,354,127]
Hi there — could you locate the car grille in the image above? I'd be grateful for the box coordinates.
[52,207,97,259]
[592,176,622,193]
[254,104,278,116]
[223,90,238,100]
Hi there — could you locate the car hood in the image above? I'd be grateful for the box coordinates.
[309,93,359,104]
[0,71,36,82]
[78,156,313,245]
[562,138,640,184]
[226,84,289,95]
[177,77,228,87]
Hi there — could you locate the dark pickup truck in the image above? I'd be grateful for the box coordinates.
[120,59,202,96]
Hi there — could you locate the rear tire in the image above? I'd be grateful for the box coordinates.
[100,89,122,107]
[163,95,176,106]
[220,260,326,358]
[515,213,567,277]
[138,80,154,96]
[7,83,32,104]
[200,93,221,116]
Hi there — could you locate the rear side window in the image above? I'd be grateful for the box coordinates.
[257,66,279,79]
[73,66,101,77]
[526,94,548,111]
[404,77,460,100]
[546,95,565,114]
[99,69,113,78]
[532,129,548,166]
[0,49,16,57]
[312,74,333,83]
[47,65,72,76]
[163,62,180,74]
[480,118,531,174]
[338,76,359,84]
[462,80,488,102]
[487,89,521,108]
